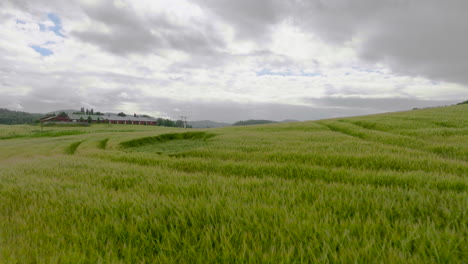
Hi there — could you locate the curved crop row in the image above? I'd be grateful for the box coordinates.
[119,132,216,148]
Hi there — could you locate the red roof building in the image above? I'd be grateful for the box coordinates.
[40,115,72,122]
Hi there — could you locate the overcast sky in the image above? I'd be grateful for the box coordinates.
[0,0,466,122]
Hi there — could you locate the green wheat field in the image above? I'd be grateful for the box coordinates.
[0,105,467,263]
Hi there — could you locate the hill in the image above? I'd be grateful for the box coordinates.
[0,104,467,262]
[188,120,231,128]
[0,108,43,124]
[232,119,276,126]
[280,119,299,123]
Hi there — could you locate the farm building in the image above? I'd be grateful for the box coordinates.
[41,111,157,125]
[39,115,72,122]
[67,113,157,125]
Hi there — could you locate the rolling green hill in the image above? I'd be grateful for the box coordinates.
[0,105,467,263]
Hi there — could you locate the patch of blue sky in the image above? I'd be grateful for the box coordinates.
[256,69,320,77]
[38,13,65,37]
[47,13,64,37]
[30,45,53,56]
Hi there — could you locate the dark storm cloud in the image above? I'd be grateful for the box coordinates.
[71,0,225,56]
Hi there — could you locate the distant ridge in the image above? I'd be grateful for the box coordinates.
[280,119,299,123]
[47,109,79,114]
[188,120,231,128]
[232,120,276,126]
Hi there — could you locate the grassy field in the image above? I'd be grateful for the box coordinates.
[0,105,467,263]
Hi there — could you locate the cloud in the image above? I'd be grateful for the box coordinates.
[2,0,76,17]
[357,1,468,85]
[194,0,468,87]
[0,0,466,122]
[256,69,320,77]
[193,0,289,41]
[293,0,468,86]
[71,0,225,57]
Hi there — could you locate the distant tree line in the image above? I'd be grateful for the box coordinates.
[0,108,43,125]
[42,112,68,118]
[73,108,104,115]
[232,120,276,126]
[156,118,192,128]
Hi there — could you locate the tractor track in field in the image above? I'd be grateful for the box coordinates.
[317,121,468,163]
[84,149,467,192]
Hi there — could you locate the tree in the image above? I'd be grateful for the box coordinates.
[175,120,184,127]
[58,112,68,118]
[87,116,92,123]
[117,112,126,117]
[79,117,84,122]
[232,120,276,126]
[0,108,43,125]
[90,109,94,115]
[97,117,100,123]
